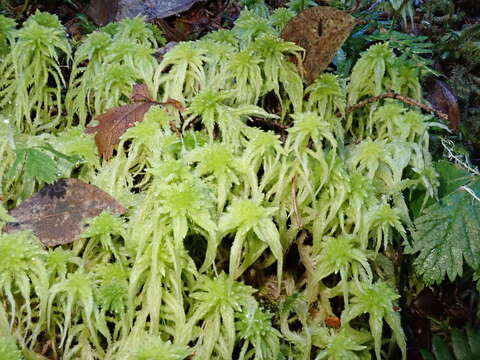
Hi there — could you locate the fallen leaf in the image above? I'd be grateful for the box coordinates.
[172,6,212,39]
[86,0,201,25]
[424,78,460,130]
[3,178,125,247]
[86,84,157,160]
[281,6,356,84]
[86,103,154,159]
[86,85,185,159]
[85,0,119,26]
[130,83,154,102]
[115,0,201,20]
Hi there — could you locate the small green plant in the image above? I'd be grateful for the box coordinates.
[269,8,295,32]
[0,14,15,56]
[287,0,317,14]
[66,16,162,127]
[8,144,80,185]
[0,11,71,133]
[236,304,281,360]
[240,0,270,18]
[373,0,416,28]
[115,334,190,360]
[187,273,256,359]
[220,196,283,281]
[367,30,436,76]
[154,41,206,102]
[436,23,480,70]
[342,281,406,360]
[311,326,372,359]
[0,231,49,345]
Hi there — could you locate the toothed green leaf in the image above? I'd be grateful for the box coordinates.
[16,148,57,184]
[408,178,480,284]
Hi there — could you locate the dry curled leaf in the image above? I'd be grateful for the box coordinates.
[86,84,156,160]
[424,78,460,130]
[281,6,356,84]
[86,103,154,160]
[86,85,185,159]
[130,83,154,102]
[3,178,125,247]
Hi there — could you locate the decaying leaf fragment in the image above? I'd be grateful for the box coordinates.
[85,0,201,26]
[424,78,460,130]
[86,84,185,160]
[3,178,125,246]
[281,6,356,84]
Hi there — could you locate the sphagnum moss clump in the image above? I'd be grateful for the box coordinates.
[0,9,446,360]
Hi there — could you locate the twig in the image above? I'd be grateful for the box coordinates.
[336,91,449,121]
[441,137,480,176]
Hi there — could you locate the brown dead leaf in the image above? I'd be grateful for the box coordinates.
[281,6,356,84]
[3,178,125,247]
[130,83,154,102]
[86,84,157,160]
[86,102,155,159]
[85,0,119,26]
[424,78,460,130]
[86,85,185,159]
